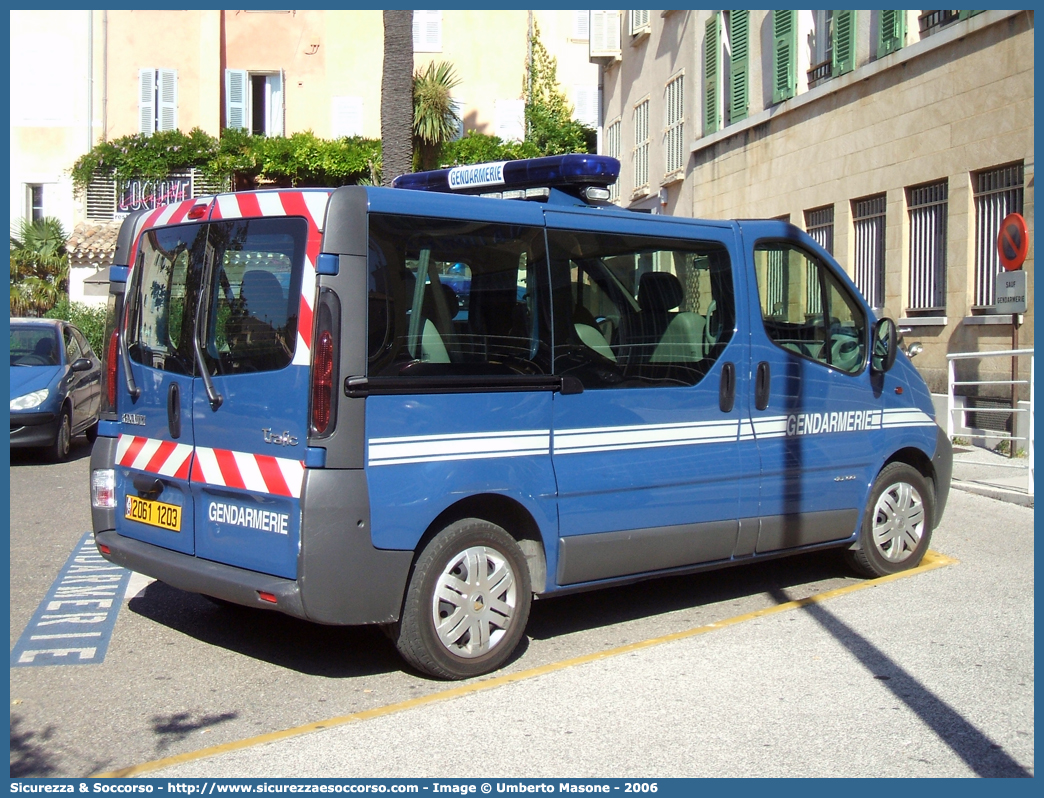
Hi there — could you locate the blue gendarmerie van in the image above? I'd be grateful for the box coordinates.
[89,155,952,679]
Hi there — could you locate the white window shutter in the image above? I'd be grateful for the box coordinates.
[157,69,178,132]
[590,11,621,58]
[331,96,364,138]
[139,68,156,135]
[267,73,284,136]
[413,10,442,52]
[574,85,599,129]
[495,99,525,143]
[607,10,621,50]
[574,10,589,40]
[225,69,249,131]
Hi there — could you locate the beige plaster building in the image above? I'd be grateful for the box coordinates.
[592,9,1033,401]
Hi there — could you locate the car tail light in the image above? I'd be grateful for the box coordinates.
[312,330,334,434]
[92,469,116,509]
[309,288,341,438]
[105,329,119,409]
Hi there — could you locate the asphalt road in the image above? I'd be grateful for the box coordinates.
[9,441,1034,778]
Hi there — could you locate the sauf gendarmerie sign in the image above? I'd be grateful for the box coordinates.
[995,270,1027,315]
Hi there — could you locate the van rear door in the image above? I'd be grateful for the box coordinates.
[189,206,320,579]
[117,222,207,555]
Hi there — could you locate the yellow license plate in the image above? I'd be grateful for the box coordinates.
[125,495,181,532]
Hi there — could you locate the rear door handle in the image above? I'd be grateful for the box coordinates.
[755,361,770,411]
[719,361,735,413]
[168,382,182,439]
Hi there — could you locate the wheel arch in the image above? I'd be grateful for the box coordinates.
[883,446,937,507]
[416,493,548,594]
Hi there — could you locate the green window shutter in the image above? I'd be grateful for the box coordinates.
[877,10,906,58]
[729,10,750,123]
[832,10,856,76]
[772,10,797,104]
[704,14,720,135]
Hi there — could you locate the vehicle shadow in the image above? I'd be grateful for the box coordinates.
[9,436,94,467]
[127,582,405,679]
[527,548,856,639]
[127,548,853,679]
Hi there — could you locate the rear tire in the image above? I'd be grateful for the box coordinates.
[52,410,71,462]
[393,519,532,680]
[85,421,99,443]
[847,462,934,578]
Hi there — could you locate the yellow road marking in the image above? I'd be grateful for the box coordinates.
[95,550,957,778]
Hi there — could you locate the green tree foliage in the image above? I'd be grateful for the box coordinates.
[71,128,381,192]
[413,61,462,171]
[44,299,107,356]
[523,23,597,155]
[10,217,69,317]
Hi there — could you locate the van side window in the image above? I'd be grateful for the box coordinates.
[754,243,867,374]
[367,215,551,379]
[547,231,735,389]
[203,217,307,375]
[126,223,208,375]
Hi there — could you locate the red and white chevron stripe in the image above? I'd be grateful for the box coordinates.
[116,434,193,480]
[116,435,304,499]
[192,445,305,499]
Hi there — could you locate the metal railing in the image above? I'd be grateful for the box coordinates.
[946,348,1034,496]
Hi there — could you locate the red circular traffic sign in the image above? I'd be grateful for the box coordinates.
[997,212,1028,271]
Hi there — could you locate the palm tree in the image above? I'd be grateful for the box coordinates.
[413,61,462,171]
[381,10,415,186]
[10,217,69,317]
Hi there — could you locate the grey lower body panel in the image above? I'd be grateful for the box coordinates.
[754,509,860,554]
[932,424,954,525]
[95,467,415,627]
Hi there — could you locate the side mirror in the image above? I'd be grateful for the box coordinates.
[70,357,94,373]
[871,318,898,374]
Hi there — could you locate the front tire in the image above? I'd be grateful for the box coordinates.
[847,462,934,578]
[394,519,532,680]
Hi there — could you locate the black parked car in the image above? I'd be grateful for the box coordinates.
[10,318,101,460]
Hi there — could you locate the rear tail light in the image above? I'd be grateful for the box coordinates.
[312,330,334,434]
[309,288,341,438]
[105,329,119,409]
[92,469,116,509]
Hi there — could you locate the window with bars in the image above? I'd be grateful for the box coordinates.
[633,100,650,192]
[664,75,684,176]
[605,120,621,202]
[852,195,886,310]
[805,205,834,255]
[907,180,948,313]
[973,163,1024,308]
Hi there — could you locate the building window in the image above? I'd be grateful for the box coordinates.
[226,70,284,136]
[138,69,178,135]
[805,205,834,255]
[495,99,525,143]
[633,99,650,192]
[630,10,650,37]
[605,120,621,202]
[26,184,44,223]
[808,10,833,84]
[413,10,442,52]
[907,180,948,313]
[573,85,600,130]
[852,195,886,310]
[664,75,684,176]
[973,163,1025,308]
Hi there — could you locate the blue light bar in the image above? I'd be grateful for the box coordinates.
[392,154,621,195]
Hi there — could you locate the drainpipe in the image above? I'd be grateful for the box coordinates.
[87,10,93,150]
[102,10,108,141]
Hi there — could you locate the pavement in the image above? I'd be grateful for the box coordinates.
[950,445,1034,507]
[137,486,1034,779]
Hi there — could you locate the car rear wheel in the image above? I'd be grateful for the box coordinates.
[393,519,532,680]
[52,409,71,462]
[85,421,99,443]
[847,462,934,578]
